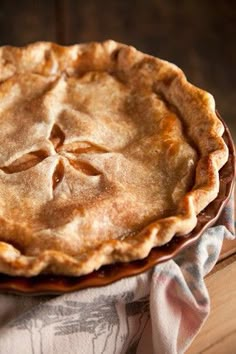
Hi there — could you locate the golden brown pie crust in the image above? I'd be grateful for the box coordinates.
[0,40,228,276]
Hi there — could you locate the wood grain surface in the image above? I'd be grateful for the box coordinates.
[187,254,236,354]
[0,0,235,137]
[0,0,56,44]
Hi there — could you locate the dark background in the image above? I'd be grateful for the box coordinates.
[0,0,235,138]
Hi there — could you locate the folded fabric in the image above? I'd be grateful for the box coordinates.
[0,194,234,354]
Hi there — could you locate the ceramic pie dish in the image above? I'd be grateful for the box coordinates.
[0,41,234,294]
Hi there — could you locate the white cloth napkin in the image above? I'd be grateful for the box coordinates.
[0,196,234,354]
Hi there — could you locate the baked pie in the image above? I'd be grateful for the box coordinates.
[0,40,228,276]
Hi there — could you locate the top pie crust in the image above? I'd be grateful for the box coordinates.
[0,40,228,276]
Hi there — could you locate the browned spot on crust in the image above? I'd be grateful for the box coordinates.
[111,48,121,61]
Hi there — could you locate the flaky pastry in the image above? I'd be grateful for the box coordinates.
[0,40,228,276]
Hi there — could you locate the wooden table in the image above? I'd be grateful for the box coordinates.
[0,1,235,352]
[187,193,236,353]
[187,242,236,353]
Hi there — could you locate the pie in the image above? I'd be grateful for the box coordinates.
[0,40,228,276]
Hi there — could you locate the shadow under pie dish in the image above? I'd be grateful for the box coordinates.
[0,40,232,285]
